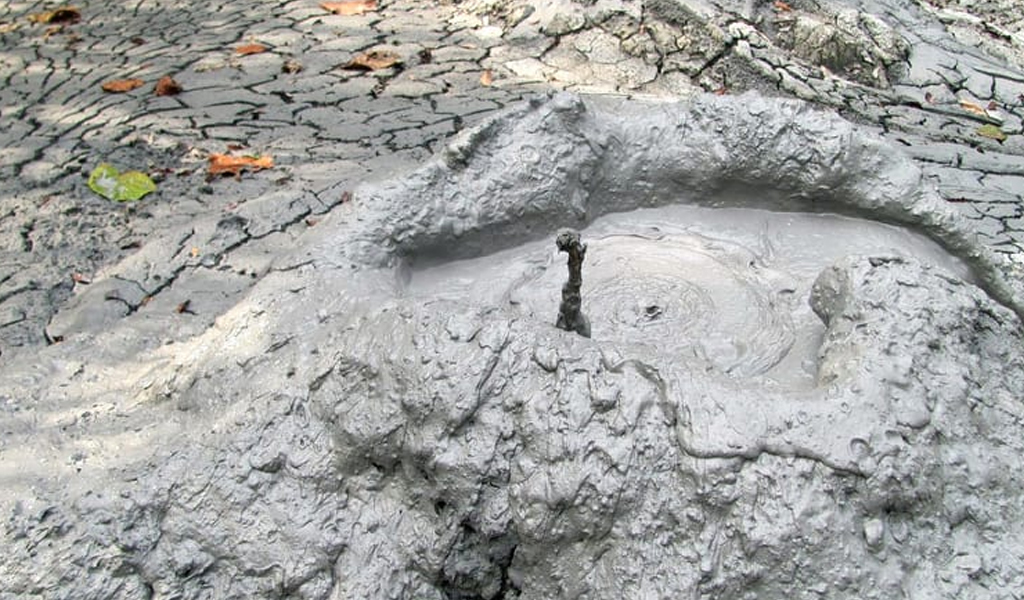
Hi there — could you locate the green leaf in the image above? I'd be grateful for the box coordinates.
[88,163,157,201]
[976,124,1008,143]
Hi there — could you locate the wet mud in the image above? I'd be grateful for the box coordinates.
[2,93,1024,599]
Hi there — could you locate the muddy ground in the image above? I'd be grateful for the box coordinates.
[2,0,1024,598]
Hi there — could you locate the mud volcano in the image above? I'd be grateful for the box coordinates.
[3,93,1024,599]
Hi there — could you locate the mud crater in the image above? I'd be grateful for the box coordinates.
[408,203,970,388]
[3,92,1024,599]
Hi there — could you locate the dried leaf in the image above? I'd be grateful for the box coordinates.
[479,70,494,86]
[155,75,182,96]
[208,153,274,178]
[87,163,157,202]
[28,6,80,24]
[282,59,303,74]
[190,247,200,258]
[320,0,377,16]
[773,0,792,12]
[305,217,320,227]
[343,50,402,71]
[101,78,144,93]
[977,124,1007,142]
[175,299,193,314]
[924,91,934,104]
[236,43,268,56]
[958,98,988,117]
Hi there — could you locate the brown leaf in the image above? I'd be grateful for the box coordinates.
[226,143,246,151]
[773,0,792,12]
[479,70,494,86]
[305,217,320,227]
[175,299,193,314]
[28,6,80,24]
[958,99,988,117]
[320,0,377,16]
[101,78,145,93]
[342,50,402,71]
[155,75,182,96]
[208,153,274,178]
[282,59,303,74]
[236,43,268,56]
[924,91,935,104]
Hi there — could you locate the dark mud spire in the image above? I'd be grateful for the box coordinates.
[555,228,591,338]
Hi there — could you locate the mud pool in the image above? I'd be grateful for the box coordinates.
[2,93,1024,599]
[408,204,971,388]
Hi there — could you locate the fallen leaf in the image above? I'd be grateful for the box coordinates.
[987,101,999,111]
[28,6,80,24]
[958,99,988,117]
[480,70,494,86]
[226,143,246,151]
[208,153,274,178]
[924,91,934,104]
[282,59,303,74]
[305,217,320,227]
[977,124,1008,142]
[155,75,182,96]
[101,78,144,93]
[320,0,377,16]
[343,50,402,71]
[236,43,268,56]
[773,0,792,12]
[175,299,193,314]
[43,25,63,39]
[130,36,145,45]
[418,48,433,64]
[190,247,200,258]
[88,163,157,201]
[71,272,90,284]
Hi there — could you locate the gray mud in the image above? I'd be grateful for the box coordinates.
[3,93,1024,599]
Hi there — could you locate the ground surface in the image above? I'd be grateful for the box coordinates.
[1,0,1024,358]
[3,1,1024,598]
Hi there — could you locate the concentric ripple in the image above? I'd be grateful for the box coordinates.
[572,233,796,377]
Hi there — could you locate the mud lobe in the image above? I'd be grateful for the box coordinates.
[2,92,1024,599]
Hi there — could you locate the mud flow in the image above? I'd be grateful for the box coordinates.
[4,93,1023,600]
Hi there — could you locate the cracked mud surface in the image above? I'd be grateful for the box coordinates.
[2,0,1024,599]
